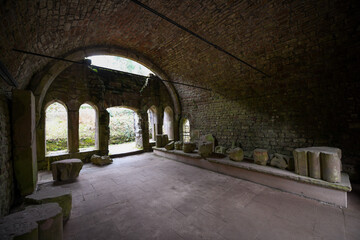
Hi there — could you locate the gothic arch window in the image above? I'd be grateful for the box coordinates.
[182,118,190,143]
[79,103,98,151]
[163,106,174,140]
[45,101,68,154]
[147,106,157,142]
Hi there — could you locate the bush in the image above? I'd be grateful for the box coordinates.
[46,138,67,152]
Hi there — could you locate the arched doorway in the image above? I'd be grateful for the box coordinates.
[107,107,140,155]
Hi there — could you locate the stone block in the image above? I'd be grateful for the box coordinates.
[174,141,183,150]
[228,147,244,162]
[253,149,269,166]
[162,134,169,147]
[51,159,83,181]
[270,154,288,170]
[307,150,321,179]
[25,203,63,240]
[199,134,216,151]
[165,141,174,150]
[156,134,162,148]
[198,141,213,157]
[0,203,63,240]
[91,154,113,166]
[293,148,309,176]
[321,151,341,183]
[25,187,72,222]
[12,89,37,196]
[183,142,196,153]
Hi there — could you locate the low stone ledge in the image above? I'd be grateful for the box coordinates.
[25,186,72,222]
[153,147,351,207]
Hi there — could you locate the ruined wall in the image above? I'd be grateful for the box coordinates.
[37,64,175,169]
[178,78,360,180]
[0,91,13,216]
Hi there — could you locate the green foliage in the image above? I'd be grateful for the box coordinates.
[108,107,136,144]
[46,138,67,152]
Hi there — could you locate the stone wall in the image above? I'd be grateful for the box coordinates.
[37,64,177,169]
[0,91,13,216]
[178,79,360,181]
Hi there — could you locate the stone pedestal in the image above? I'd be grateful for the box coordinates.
[253,149,269,166]
[198,141,213,157]
[308,150,321,179]
[25,187,72,222]
[321,151,341,183]
[12,89,37,196]
[293,148,309,176]
[0,203,63,240]
[51,159,83,181]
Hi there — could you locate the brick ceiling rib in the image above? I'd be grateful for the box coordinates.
[0,0,359,98]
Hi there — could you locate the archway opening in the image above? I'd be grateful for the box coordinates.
[107,107,138,155]
[182,118,190,143]
[147,106,157,143]
[79,103,98,151]
[163,106,174,140]
[86,55,153,76]
[45,102,68,155]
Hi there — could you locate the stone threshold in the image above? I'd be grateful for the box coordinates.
[109,149,144,158]
[153,147,351,208]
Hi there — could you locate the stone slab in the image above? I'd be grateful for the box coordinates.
[25,186,72,222]
[153,148,351,207]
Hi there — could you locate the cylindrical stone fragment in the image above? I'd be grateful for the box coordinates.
[293,148,308,176]
[253,149,268,166]
[155,134,162,148]
[307,150,321,179]
[320,151,341,183]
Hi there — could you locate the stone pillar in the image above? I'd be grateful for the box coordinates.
[12,89,37,196]
[157,108,163,135]
[36,111,46,169]
[67,110,79,155]
[98,110,109,155]
[140,111,151,151]
[173,114,180,141]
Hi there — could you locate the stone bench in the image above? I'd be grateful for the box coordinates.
[25,186,72,222]
[0,203,63,240]
[51,158,83,181]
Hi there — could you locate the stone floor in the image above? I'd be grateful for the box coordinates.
[41,153,360,240]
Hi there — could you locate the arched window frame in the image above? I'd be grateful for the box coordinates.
[78,102,99,151]
[44,100,69,155]
[163,106,174,140]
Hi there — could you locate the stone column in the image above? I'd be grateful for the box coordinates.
[68,110,79,155]
[12,89,37,196]
[173,114,180,141]
[139,111,151,151]
[157,107,163,135]
[98,110,109,155]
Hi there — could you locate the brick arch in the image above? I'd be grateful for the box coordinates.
[32,46,181,122]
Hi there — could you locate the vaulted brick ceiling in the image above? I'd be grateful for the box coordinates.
[0,0,359,98]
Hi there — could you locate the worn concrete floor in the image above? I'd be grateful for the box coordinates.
[46,153,359,240]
